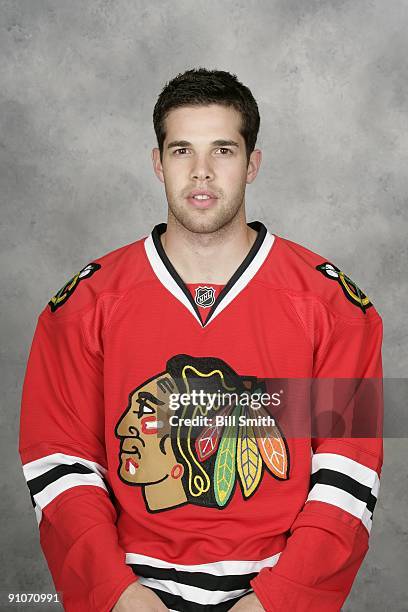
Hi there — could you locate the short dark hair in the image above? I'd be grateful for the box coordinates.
[153,68,260,165]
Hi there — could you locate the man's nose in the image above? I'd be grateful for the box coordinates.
[191,156,214,181]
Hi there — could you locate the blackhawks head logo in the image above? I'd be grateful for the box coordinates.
[316,262,372,313]
[48,262,101,312]
[115,355,289,513]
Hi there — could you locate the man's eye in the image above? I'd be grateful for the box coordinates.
[173,148,232,155]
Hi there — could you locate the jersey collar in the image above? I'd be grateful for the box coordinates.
[144,221,274,328]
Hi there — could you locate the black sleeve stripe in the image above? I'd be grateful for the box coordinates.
[27,462,95,498]
[310,468,377,515]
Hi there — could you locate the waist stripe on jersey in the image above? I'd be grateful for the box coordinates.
[147,586,251,612]
[22,452,108,525]
[307,452,380,533]
[128,564,257,590]
[126,551,281,610]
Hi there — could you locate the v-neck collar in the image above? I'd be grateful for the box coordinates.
[144,221,275,328]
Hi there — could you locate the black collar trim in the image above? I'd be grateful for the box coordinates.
[145,221,273,328]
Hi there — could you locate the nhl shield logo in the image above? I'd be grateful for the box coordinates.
[194,286,216,308]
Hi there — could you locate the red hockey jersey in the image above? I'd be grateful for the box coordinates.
[19,221,383,612]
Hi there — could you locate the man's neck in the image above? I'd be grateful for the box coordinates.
[160,210,258,284]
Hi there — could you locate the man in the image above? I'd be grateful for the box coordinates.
[19,68,383,611]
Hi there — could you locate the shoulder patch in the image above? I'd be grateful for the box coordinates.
[316,262,372,314]
[48,263,101,312]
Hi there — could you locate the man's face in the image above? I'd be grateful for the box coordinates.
[152,104,261,234]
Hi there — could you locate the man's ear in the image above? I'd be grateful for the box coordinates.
[246,148,262,184]
[152,147,165,184]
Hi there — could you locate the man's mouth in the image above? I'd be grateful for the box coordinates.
[186,190,219,209]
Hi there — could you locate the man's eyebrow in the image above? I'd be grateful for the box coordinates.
[166,139,240,149]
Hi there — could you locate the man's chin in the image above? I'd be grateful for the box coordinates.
[171,208,237,235]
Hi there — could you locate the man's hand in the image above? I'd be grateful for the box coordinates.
[112,580,169,611]
[229,592,265,611]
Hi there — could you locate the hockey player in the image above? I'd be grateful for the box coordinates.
[19,68,383,611]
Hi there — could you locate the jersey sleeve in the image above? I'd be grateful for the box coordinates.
[250,305,383,611]
[19,307,137,612]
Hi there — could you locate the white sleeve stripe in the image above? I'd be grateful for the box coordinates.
[311,452,380,493]
[34,505,42,525]
[22,452,107,480]
[307,483,373,533]
[33,473,108,511]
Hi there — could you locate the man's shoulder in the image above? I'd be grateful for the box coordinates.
[260,233,380,321]
[40,233,152,321]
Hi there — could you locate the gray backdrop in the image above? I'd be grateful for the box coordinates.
[1,1,407,610]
